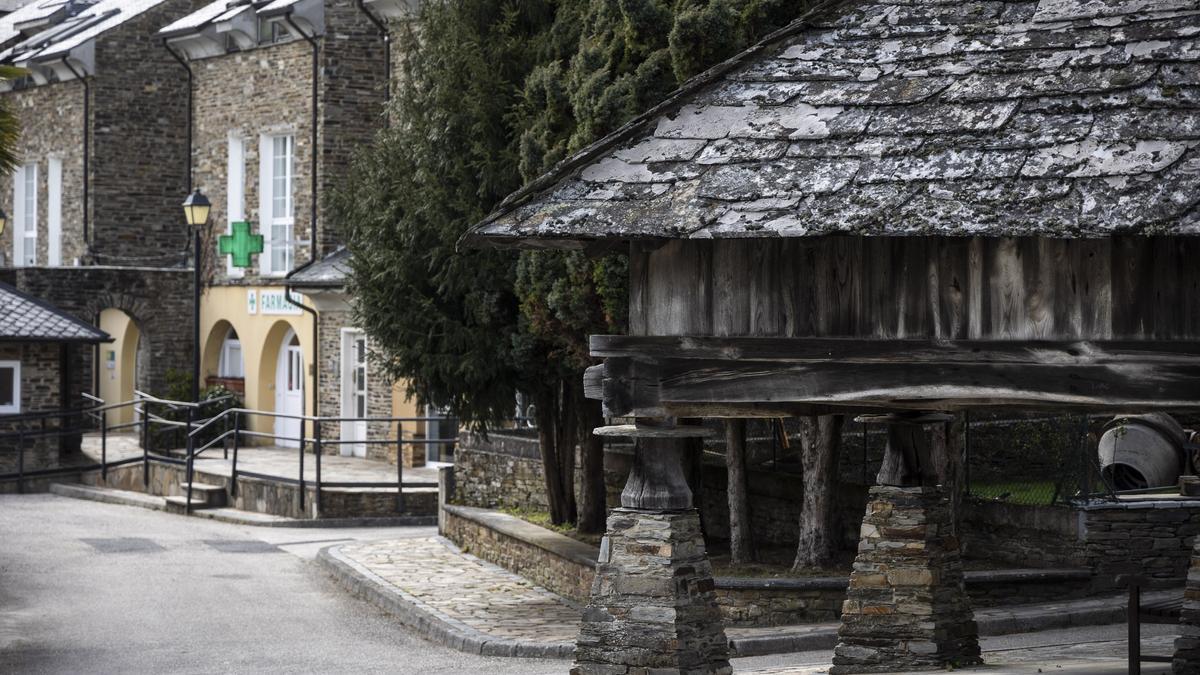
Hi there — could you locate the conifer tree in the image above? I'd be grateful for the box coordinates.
[336,0,815,532]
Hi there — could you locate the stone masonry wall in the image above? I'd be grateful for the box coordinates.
[0,0,194,267]
[194,4,388,286]
[192,39,314,285]
[90,0,193,264]
[0,342,68,477]
[317,1,388,255]
[314,306,418,466]
[1083,501,1200,590]
[10,266,193,398]
[959,500,1086,568]
[0,81,86,266]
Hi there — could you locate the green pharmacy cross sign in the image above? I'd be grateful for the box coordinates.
[219,221,264,268]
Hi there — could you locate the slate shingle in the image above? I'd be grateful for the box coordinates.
[0,282,108,342]
[470,0,1200,246]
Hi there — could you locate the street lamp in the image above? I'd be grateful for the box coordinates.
[181,189,211,403]
[0,206,8,267]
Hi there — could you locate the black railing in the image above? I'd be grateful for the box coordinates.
[185,408,456,517]
[2,394,458,521]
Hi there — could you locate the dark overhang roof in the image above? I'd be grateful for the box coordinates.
[286,246,350,289]
[467,0,1200,249]
[0,281,110,343]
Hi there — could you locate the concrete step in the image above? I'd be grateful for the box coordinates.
[178,482,226,508]
[163,495,214,514]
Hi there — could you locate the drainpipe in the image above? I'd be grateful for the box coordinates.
[162,40,192,192]
[283,11,319,259]
[284,264,319,423]
[354,0,390,124]
[59,57,89,251]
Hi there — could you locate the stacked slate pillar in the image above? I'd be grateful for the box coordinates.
[573,424,731,675]
[832,415,980,673]
[1174,536,1200,673]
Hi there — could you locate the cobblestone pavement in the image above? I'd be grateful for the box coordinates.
[338,536,839,646]
[336,537,1180,674]
[81,433,443,487]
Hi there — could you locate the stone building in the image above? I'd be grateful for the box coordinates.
[0,280,109,483]
[0,0,197,416]
[159,0,424,459]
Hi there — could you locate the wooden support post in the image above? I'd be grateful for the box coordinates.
[725,418,754,564]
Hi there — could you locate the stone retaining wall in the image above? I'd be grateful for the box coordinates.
[1082,500,1200,589]
[80,458,436,519]
[440,502,1097,627]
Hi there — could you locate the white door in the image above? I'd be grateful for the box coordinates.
[341,331,367,457]
[274,330,303,447]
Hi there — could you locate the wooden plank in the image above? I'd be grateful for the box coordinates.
[628,246,650,336]
[655,360,1200,411]
[936,238,969,339]
[712,240,751,337]
[589,335,1200,365]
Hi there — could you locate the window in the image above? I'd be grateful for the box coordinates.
[260,134,293,275]
[225,135,245,277]
[22,163,36,266]
[12,162,36,267]
[257,16,290,44]
[218,328,244,378]
[47,157,61,266]
[0,361,19,414]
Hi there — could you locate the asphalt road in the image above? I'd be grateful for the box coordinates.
[0,493,1180,674]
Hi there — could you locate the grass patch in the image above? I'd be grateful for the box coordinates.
[968,480,1059,505]
[497,506,604,547]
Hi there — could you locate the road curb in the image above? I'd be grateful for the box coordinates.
[316,544,575,659]
[49,482,437,528]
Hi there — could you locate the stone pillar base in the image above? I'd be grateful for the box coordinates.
[572,507,731,675]
[1173,536,1200,673]
[832,485,981,674]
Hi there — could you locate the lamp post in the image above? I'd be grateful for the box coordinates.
[181,189,211,403]
[0,207,7,267]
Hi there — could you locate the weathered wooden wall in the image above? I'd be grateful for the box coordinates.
[629,237,1200,341]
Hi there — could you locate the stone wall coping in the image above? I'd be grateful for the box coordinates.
[1081,498,1200,511]
[714,567,1090,592]
[443,503,1095,592]
[441,503,601,569]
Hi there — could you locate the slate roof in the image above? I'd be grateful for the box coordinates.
[0,282,109,342]
[0,0,175,66]
[287,247,350,288]
[468,0,1200,248]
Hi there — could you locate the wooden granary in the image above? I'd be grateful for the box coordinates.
[468,0,1200,672]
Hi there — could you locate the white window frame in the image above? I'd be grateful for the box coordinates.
[12,162,36,267]
[218,329,244,378]
[47,156,61,266]
[0,360,20,414]
[259,133,294,276]
[225,134,245,278]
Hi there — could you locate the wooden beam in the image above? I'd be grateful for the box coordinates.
[590,335,1200,366]
[656,360,1200,411]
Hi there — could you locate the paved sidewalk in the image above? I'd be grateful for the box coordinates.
[320,535,1175,661]
[81,432,445,487]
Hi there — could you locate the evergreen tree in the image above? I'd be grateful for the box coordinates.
[335,0,815,531]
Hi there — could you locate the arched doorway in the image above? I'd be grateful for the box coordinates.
[201,320,246,395]
[98,309,144,425]
[274,329,304,447]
